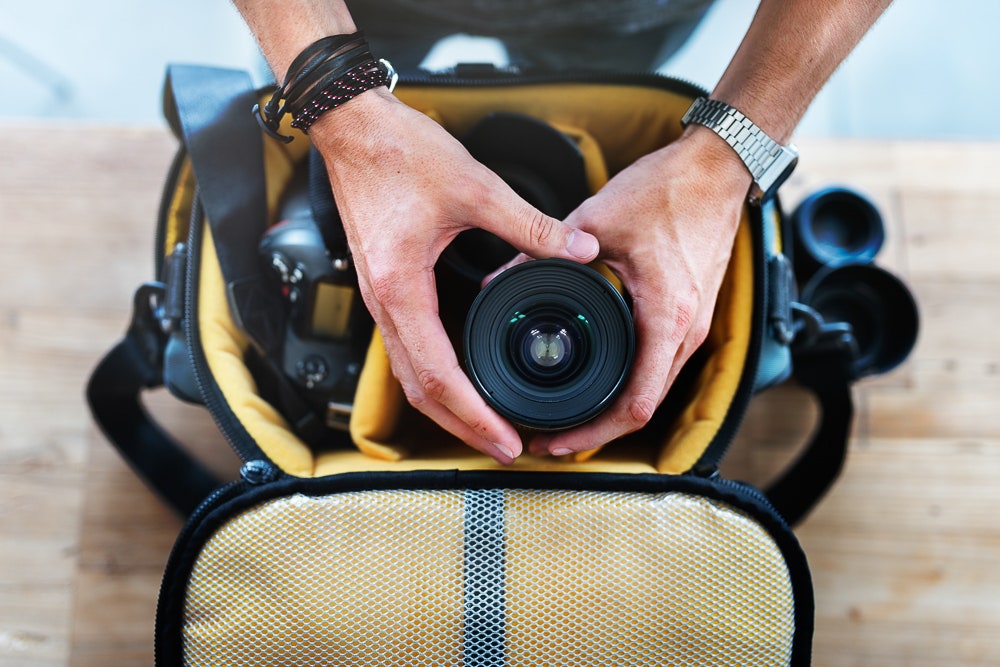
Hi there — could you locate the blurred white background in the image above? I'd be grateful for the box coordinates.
[1,0,995,139]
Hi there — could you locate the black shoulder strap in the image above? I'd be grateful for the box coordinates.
[764,333,856,526]
[163,64,283,355]
[88,65,279,515]
[86,283,223,516]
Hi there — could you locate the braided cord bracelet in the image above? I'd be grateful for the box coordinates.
[254,32,397,143]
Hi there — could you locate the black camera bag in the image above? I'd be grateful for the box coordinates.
[85,64,892,667]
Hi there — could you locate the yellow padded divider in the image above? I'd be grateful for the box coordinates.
[394,82,693,174]
[349,328,408,462]
[197,227,315,477]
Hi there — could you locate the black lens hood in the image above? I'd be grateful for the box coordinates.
[791,186,885,280]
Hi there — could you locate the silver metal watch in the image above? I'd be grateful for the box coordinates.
[681,97,798,205]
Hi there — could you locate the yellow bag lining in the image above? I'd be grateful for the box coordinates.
[171,81,755,478]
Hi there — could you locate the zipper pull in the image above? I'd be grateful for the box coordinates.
[160,242,188,334]
[240,460,281,486]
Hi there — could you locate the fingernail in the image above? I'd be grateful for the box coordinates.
[551,447,573,457]
[565,230,598,260]
[493,442,517,462]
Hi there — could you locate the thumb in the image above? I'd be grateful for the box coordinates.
[487,203,600,263]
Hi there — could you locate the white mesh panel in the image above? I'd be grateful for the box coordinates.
[182,488,796,667]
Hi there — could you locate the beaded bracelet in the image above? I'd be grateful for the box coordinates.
[254,32,397,143]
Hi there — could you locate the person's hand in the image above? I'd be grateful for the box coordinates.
[308,88,601,463]
[521,127,753,457]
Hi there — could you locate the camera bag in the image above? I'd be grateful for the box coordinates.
[86,64,872,667]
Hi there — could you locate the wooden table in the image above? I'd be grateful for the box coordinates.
[1,124,998,666]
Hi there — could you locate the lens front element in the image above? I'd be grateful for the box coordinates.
[526,325,571,370]
[528,329,567,368]
[464,259,634,431]
[509,308,588,386]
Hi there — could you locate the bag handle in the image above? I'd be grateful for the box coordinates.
[763,340,855,526]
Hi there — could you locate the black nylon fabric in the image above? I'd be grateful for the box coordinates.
[348,0,714,34]
[345,0,715,72]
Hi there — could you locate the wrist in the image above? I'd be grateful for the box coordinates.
[679,97,798,204]
[305,86,414,191]
[254,33,396,143]
[308,86,397,150]
[674,125,755,198]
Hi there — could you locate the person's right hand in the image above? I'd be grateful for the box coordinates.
[307,87,601,464]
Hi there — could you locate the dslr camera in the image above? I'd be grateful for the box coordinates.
[259,163,372,431]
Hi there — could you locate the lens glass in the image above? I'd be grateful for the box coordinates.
[527,328,569,368]
[507,310,589,385]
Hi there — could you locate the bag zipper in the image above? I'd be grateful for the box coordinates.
[153,147,188,280]
[152,476,248,667]
[181,196,269,463]
[399,64,709,99]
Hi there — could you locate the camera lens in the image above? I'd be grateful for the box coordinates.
[791,187,885,279]
[801,262,919,378]
[464,258,634,431]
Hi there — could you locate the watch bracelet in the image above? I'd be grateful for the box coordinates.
[682,98,783,182]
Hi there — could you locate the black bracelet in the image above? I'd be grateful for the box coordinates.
[254,32,397,143]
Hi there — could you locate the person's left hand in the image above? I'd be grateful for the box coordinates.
[496,127,754,457]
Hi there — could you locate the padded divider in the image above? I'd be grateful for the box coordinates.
[189,81,754,478]
[198,228,314,477]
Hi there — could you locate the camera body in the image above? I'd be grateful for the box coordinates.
[259,175,372,431]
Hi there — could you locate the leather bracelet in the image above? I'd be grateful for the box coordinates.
[254,32,397,143]
[289,60,393,132]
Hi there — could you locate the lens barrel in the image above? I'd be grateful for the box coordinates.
[800,262,919,378]
[463,258,634,430]
[790,187,885,280]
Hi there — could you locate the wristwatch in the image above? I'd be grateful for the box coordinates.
[681,97,798,205]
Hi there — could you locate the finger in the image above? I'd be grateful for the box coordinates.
[533,294,699,457]
[361,301,517,464]
[475,193,600,264]
[369,266,523,462]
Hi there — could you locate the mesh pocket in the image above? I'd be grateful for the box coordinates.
[182,488,797,666]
